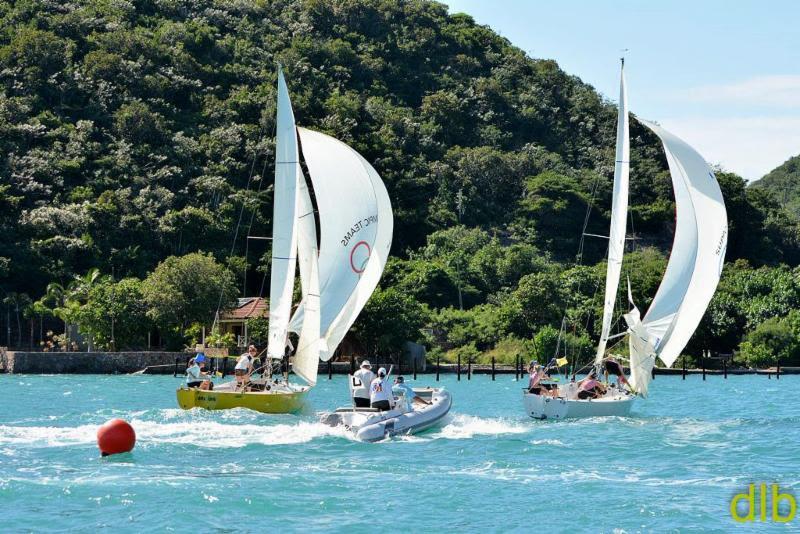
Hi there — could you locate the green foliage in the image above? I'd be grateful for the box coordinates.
[74,277,151,350]
[352,286,428,358]
[142,252,236,347]
[0,1,796,365]
[245,316,270,346]
[752,154,800,217]
[736,316,798,368]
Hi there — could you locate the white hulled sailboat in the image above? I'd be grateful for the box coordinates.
[523,60,728,419]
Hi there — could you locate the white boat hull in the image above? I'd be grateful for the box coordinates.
[523,383,635,420]
[321,387,451,442]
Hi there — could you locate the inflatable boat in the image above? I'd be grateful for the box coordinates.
[320,387,451,442]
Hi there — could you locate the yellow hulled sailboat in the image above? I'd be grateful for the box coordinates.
[176,65,393,414]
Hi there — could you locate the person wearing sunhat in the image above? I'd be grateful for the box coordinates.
[351,360,375,408]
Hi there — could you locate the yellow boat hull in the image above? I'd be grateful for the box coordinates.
[176,386,310,414]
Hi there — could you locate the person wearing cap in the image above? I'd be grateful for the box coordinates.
[392,376,430,410]
[352,360,375,408]
[186,354,213,390]
[369,365,394,411]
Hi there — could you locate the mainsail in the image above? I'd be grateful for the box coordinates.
[625,119,728,393]
[289,127,393,360]
[595,60,630,364]
[266,67,300,360]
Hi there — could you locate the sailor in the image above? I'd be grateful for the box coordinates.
[235,345,257,390]
[369,366,393,411]
[577,370,606,399]
[186,355,213,390]
[352,360,375,408]
[392,376,430,410]
[603,356,629,389]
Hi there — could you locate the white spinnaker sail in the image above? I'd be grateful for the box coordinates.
[292,165,321,386]
[289,127,393,360]
[595,61,630,364]
[627,119,728,369]
[266,67,299,359]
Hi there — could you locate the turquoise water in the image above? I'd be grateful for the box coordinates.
[1,373,798,532]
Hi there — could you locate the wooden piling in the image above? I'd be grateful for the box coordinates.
[723,357,727,379]
[221,357,227,378]
[467,358,472,380]
[682,356,686,380]
[777,359,781,380]
[436,353,440,381]
[350,355,355,375]
[491,356,496,381]
[173,356,179,377]
[702,351,706,381]
[457,355,461,381]
[413,357,417,380]
[328,359,332,380]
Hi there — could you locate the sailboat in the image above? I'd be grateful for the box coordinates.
[177,66,393,414]
[523,59,728,419]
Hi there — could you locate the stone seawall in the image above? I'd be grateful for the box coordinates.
[1,351,186,374]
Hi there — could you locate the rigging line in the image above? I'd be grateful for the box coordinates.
[242,125,277,295]
[212,122,268,331]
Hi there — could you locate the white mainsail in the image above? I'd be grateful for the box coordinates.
[292,165,321,386]
[289,127,393,360]
[625,119,728,378]
[595,60,630,364]
[266,67,300,360]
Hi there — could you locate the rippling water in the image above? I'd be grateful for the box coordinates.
[1,373,797,532]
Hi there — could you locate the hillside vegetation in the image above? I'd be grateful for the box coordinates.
[1,0,799,367]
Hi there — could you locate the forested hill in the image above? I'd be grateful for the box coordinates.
[752,154,800,217]
[1,0,799,366]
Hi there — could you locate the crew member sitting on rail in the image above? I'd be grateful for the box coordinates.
[528,362,557,398]
[352,360,375,408]
[603,356,629,389]
[186,355,213,390]
[235,345,257,391]
[576,370,606,399]
[392,376,431,410]
[370,366,393,411]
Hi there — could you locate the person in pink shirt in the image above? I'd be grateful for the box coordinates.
[577,370,606,399]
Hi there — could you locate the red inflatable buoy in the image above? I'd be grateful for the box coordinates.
[97,418,136,456]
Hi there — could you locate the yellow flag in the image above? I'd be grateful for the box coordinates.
[556,357,568,367]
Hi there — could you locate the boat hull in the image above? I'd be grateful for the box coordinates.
[523,390,635,420]
[321,387,452,442]
[176,384,310,414]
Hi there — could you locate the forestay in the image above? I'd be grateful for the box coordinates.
[595,61,630,364]
[289,127,393,360]
[626,119,728,372]
[266,67,299,360]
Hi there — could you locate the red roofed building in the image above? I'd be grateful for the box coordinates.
[218,297,268,347]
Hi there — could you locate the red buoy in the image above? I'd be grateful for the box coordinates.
[97,418,136,456]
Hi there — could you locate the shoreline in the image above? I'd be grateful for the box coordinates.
[0,350,795,376]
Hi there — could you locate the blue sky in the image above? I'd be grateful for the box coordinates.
[441,0,800,180]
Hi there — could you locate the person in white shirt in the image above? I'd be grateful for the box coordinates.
[392,375,429,410]
[352,360,375,408]
[235,345,257,390]
[186,355,213,390]
[370,366,394,411]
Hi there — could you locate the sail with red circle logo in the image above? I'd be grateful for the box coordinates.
[288,127,393,361]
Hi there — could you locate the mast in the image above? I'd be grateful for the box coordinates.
[266,66,300,360]
[595,58,630,365]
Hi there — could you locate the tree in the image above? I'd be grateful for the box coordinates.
[142,252,237,347]
[75,277,152,350]
[352,287,428,359]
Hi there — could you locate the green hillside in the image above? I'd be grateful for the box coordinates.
[1,0,798,366]
[752,154,800,217]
